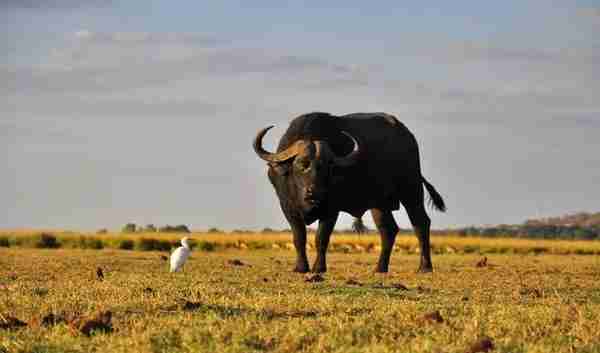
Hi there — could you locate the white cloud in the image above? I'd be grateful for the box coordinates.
[3,31,369,107]
[2,30,597,131]
[74,30,92,39]
[2,28,600,229]
[0,0,112,10]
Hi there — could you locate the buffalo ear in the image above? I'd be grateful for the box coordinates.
[268,163,290,176]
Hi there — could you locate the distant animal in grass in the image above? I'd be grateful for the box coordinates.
[170,237,191,272]
[160,255,169,261]
[96,267,104,281]
[69,311,113,336]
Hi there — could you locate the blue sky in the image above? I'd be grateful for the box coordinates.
[2,1,599,231]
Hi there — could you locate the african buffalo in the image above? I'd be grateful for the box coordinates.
[253,112,446,273]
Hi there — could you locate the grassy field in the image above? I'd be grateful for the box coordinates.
[2,245,600,353]
[3,230,600,255]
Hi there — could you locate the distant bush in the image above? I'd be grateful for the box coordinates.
[246,241,270,250]
[0,236,9,247]
[207,227,222,233]
[96,228,108,234]
[137,238,157,251]
[35,233,60,249]
[143,224,157,232]
[121,223,137,233]
[136,238,173,251]
[196,241,216,252]
[159,225,190,233]
[452,223,600,240]
[231,229,252,234]
[118,239,135,250]
[78,236,104,249]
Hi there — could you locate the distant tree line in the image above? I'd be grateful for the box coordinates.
[115,222,600,240]
[114,211,600,240]
[449,225,600,240]
[121,223,190,234]
[450,212,600,240]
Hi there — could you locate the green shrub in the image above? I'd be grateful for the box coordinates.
[158,224,190,233]
[77,236,104,249]
[136,238,173,251]
[118,239,135,250]
[196,241,216,252]
[137,238,157,251]
[35,233,60,249]
[159,240,174,251]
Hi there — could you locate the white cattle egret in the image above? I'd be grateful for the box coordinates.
[170,237,191,272]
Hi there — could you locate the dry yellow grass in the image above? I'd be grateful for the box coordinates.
[2,229,600,255]
[1,247,600,352]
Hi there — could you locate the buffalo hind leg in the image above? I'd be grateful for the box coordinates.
[286,213,310,273]
[371,208,399,273]
[402,190,433,273]
[313,212,338,273]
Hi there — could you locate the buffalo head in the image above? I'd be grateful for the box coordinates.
[253,126,361,220]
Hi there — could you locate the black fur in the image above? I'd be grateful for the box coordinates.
[257,112,446,273]
[422,176,446,212]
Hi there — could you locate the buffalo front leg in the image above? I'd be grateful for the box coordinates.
[312,212,339,273]
[285,213,310,273]
[371,209,399,273]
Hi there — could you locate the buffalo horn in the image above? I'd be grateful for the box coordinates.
[253,126,309,163]
[333,131,361,167]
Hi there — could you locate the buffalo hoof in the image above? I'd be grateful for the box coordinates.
[417,266,433,273]
[293,264,310,273]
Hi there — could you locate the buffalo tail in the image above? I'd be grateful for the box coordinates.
[422,176,446,212]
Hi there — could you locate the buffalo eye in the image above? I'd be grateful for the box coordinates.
[296,158,311,171]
